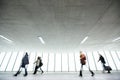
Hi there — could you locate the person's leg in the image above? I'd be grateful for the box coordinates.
[79,64,83,77]
[40,67,44,74]
[33,66,37,74]
[89,68,95,76]
[85,65,95,76]
[14,67,22,76]
[24,66,28,76]
[102,63,105,73]
[33,66,39,74]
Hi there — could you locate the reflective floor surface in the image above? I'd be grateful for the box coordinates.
[0,71,120,80]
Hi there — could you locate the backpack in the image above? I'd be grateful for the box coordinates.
[39,60,43,67]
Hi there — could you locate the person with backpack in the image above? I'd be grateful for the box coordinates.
[33,56,44,74]
[79,51,94,77]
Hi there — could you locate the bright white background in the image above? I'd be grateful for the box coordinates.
[0,51,120,72]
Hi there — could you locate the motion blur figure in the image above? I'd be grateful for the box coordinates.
[79,51,94,77]
[98,54,106,72]
[98,54,112,73]
[33,56,44,74]
[14,52,29,77]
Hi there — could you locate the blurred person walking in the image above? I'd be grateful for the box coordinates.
[79,51,95,77]
[14,52,29,77]
[98,54,112,73]
[33,56,44,74]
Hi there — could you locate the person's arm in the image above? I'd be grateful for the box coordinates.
[98,57,100,62]
[33,61,37,64]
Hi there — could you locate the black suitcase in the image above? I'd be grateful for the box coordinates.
[104,66,112,71]
[104,65,112,73]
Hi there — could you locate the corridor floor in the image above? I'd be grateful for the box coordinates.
[0,71,120,80]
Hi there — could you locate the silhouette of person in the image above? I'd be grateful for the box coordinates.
[79,51,94,77]
[33,56,44,74]
[98,54,106,72]
[14,52,29,76]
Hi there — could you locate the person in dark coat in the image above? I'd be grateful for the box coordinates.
[14,52,29,76]
[98,54,106,72]
[33,56,44,74]
[79,51,94,77]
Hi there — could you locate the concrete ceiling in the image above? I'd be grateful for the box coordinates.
[0,0,120,52]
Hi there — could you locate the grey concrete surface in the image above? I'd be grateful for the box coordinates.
[0,71,120,80]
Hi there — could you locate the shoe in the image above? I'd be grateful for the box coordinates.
[107,71,111,73]
[14,74,17,76]
[89,70,94,77]
[41,71,44,74]
[79,74,82,77]
[14,71,21,76]
[79,71,82,77]
[91,72,95,76]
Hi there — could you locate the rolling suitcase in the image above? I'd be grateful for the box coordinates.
[104,65,112,73]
